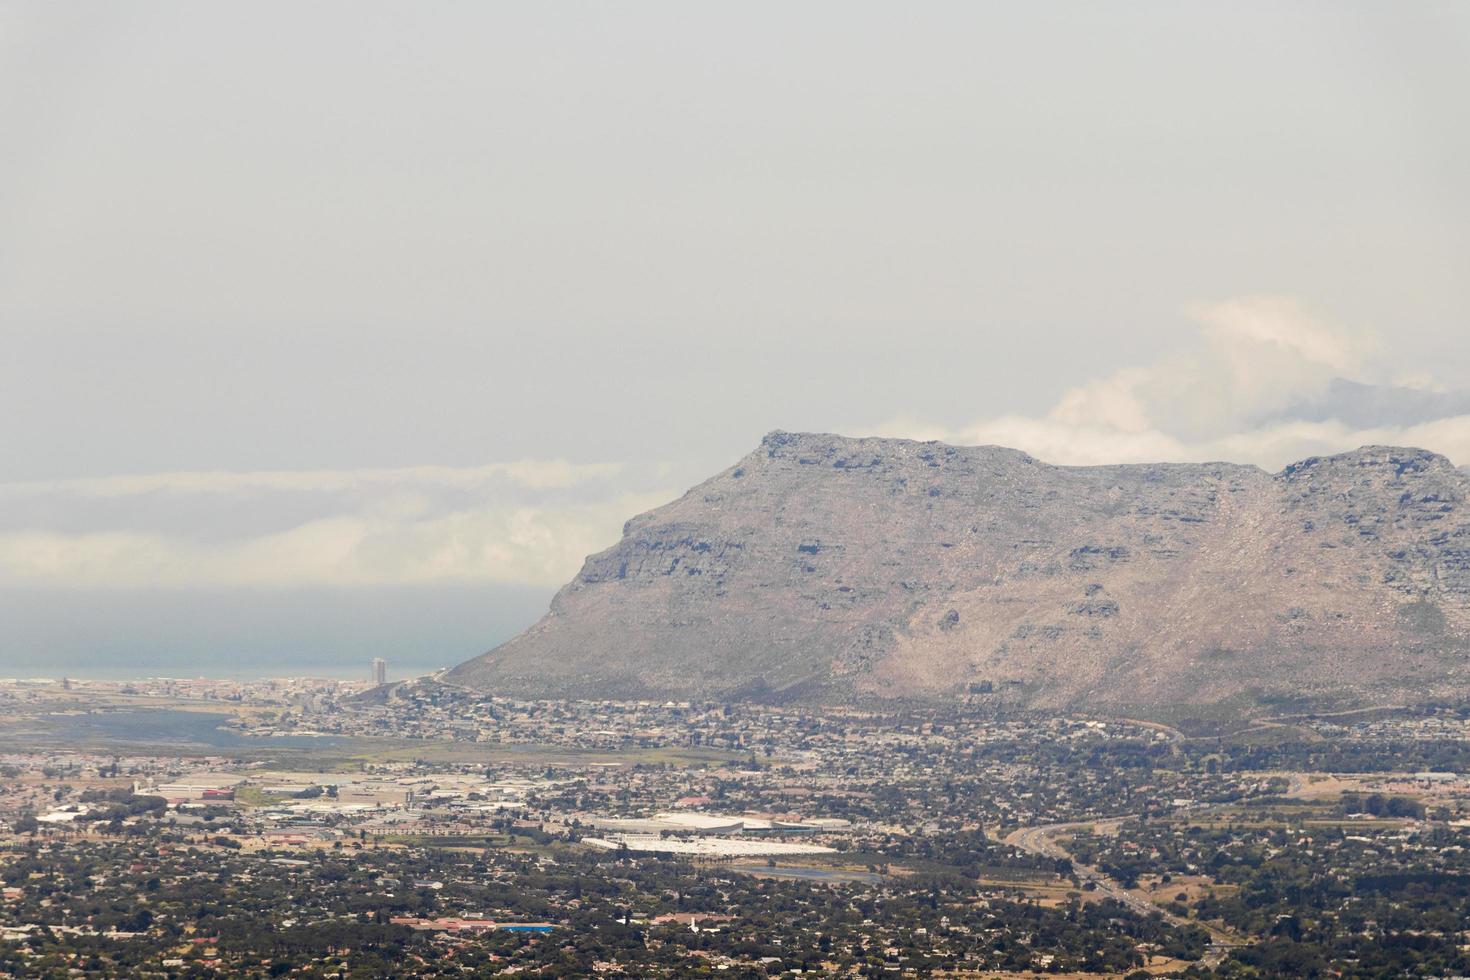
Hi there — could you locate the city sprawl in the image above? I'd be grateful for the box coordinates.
[5,677,1470,977]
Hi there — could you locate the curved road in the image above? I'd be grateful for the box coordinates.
[1003,770,1307,921]
[1002,817,1174,922]
[1002,815,1245,966]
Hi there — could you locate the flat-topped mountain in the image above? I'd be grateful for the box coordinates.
[449,432,1470,714]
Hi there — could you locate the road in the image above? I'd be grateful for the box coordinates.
[1002,817,1177,922]
[1002,815,1244,966]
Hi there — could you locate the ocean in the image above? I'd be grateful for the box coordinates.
[0,583,550,682]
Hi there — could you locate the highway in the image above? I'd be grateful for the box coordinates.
[1003,818,1174,922]
[1002,815,1244,966]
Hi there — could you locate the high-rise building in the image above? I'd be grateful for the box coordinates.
[371,658,387,686]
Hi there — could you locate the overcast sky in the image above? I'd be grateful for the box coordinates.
[3,3,1468,675]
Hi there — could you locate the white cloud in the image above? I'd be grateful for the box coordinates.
[0,460,677,589]
[872,297,1470,469]
[8,296,1466,594]
[0,460,623,499]
[0,493,672,589]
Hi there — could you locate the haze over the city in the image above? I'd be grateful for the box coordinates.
[10,8,1470,978]
[3,2,1468,676]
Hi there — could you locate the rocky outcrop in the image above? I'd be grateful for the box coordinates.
[448,433,1470,713]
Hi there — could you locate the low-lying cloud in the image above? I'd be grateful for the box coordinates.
[0,459,624,499]
[0,460,676,590]
[8,296,1467,595]
[873,297,1470,470]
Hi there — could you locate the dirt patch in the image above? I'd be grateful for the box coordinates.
[1133,873,1228,906]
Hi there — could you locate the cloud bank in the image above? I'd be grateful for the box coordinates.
[872,297,1470,470]
[6,297,1467,594]
[0,460,676,590]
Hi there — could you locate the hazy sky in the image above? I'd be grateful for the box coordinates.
[3,3,1468,674]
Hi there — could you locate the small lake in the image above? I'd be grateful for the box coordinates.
[8,708,351,752]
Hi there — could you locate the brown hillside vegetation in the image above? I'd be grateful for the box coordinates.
[450,432,1470,714]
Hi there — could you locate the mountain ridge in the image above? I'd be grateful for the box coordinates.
[449,432,1470,714]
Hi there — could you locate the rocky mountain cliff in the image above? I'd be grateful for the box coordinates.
[449,432,1470,714]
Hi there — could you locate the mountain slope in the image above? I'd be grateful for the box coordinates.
[448,432,1470,712]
